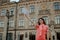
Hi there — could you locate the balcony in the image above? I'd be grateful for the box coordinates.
[29,12,35,15]
[18,26,24,28]
[38,10,50,15]
[54,10,60,14]
[54,24,60,27]
[48,23,60,30]
[18,26,25,29]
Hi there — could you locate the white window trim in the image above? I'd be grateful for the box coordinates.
[9,20,14,27]
[43,16,49,24]
[1,9,6,16]
[0,21,4,27]
[30,5,35,13]
[19,19,25,26]
[55,16,60,24]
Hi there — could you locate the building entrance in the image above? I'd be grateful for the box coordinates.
[29,34,35,40]
[57,32,60,40]
[20,34,24,40]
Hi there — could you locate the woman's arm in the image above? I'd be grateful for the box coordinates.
[24,14,39,29]
[24,14,36,26]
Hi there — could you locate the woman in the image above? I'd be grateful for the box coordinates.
[35,18,48,40]
[25,15,48,40]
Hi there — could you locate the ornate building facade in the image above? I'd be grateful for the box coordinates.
[0,0,60,40]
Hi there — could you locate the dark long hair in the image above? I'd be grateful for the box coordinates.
[38,18,46,25]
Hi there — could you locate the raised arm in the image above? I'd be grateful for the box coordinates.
[24,14,36,26]
[24,14,39,29]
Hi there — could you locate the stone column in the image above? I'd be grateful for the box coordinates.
[55,32,57,40]
[51,33,53,40]
[2,17,7,40]
[16,31,18,40]
[28,32,29,40]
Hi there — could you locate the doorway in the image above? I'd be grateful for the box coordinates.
[20,34,24,40]
[57,32,60,40]
[29,34,35,40]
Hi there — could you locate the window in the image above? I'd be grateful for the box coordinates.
[19,19,24,27]
[55,15,60,24]
[30,5,35,13]
[0,21,4,27]
[54,2,60,10]
[29,18,36,26]
[0,33,2,40]
[9,19,14,27]
[43,16,49,24]
[20,7,24,14]
[10,8,14,15]
[1,9,6,16]
[29,32,35,40]
[7,33,13,40]
[53,36,55,40]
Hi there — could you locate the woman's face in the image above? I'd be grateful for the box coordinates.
[39,19,44,24]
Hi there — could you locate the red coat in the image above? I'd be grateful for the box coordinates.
[35,24,48,40]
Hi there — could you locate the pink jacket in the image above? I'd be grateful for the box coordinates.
[35,24,48,40]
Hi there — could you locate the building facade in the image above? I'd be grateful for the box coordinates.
[0,0,60,40]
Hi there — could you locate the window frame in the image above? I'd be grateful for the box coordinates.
[55,15,60,24]
[1,9,6,16]
[19,19,25,27]
[43,16,49,24]
[30,5,35,13]
[0,21,4,27]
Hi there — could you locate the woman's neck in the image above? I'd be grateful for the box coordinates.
[40,24,44,25]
